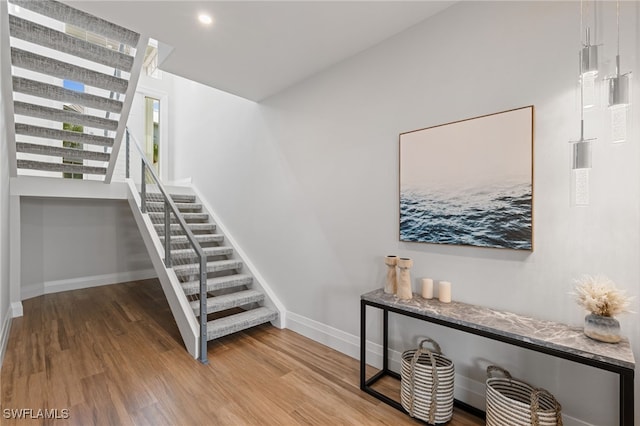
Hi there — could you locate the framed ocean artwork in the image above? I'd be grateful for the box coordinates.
[399,106,534,251]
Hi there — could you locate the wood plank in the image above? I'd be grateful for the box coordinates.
[1,279,483,425]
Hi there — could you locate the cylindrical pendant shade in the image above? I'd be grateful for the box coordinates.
[608,73,630,107]
[572,140,592,170]
[581,44,598,75]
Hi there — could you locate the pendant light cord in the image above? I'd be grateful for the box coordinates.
[616,0,620,57]
[579,0,585,137]
[616,0,621,76]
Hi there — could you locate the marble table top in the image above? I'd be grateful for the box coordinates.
[362,289,636,371]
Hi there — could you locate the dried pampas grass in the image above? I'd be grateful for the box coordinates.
[573,275,633,317]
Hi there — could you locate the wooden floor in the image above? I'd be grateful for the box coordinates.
[1,279,483,426]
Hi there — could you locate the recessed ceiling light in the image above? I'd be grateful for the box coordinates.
[198,13,213,25]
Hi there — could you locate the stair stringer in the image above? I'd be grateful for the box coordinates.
[125,180,198,358]
[190,184,286,329]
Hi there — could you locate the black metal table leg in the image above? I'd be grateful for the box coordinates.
[383,308,389,372]
[620,370,634,426]
[360,299,366,390]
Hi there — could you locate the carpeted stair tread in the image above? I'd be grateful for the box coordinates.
[9,14,134,71]
[181,274,253,296]
[15,123,114,147]
[17,159,106,175]
[11,47,129,93]
[173,259,243,277]
[148,212,209,223]
[10,0,140,46]
[206,307,277,341]
[159,233,224,246]
[144,193,196,203]
[153,222,216,234]
[13,77,123,114]
[169,246,234,261]
[14,101,118,131]
[190,290,265,316]
[146,201,202,211]
[16,142,110,162]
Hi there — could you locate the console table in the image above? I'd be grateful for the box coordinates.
[360,289,635,426]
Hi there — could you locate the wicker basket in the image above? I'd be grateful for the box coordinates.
[486,366,563,426]
[400,338,454,424]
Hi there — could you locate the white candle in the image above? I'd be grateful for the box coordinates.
[421,278,434,299]
[439,281,452,303]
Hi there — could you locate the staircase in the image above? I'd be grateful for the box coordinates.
[146,191,278,340]
[4,0,147,181]
[125,131,280,362]
[2,0,281,362]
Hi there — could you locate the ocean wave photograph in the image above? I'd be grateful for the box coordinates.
[400,182,532,250]
[399,106,533,250]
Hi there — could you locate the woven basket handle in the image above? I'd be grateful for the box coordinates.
[530,388,563,426]
[408,338,441,424]
[487,365,512,380]
[418,338,442,355]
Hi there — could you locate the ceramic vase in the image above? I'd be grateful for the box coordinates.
[396,258,413,300]
[384,255,398,294]
[584,313,621,343]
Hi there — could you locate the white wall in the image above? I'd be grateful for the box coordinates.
[20,198,154,299]
[0,0,13,364]
[168,2,639,424]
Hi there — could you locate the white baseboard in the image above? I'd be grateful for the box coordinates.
[21,269,157,300]
[286,311,367,361]
[0,307,13,369]
[286,311,595,426]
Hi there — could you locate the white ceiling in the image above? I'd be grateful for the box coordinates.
[62,1,455,101]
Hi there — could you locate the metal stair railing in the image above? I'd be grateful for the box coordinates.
[125,128,208,364]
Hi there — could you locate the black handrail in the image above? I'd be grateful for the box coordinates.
[125,128,208,364]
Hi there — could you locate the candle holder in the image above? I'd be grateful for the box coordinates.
[384,255,398,294]
[396,258,413,300]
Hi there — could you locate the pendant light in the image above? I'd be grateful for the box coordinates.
[608,1,630,107]
[571,0,597,206]
[607,0,631,143]
[580,0,599,109]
